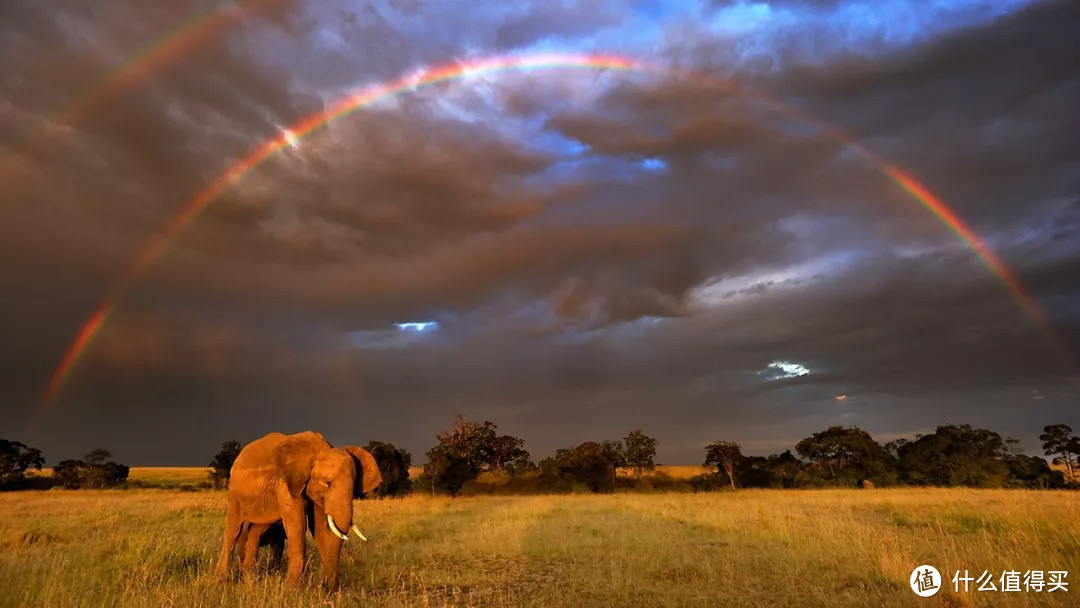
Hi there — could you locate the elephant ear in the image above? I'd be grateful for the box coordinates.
[274,431,331,497]
[344,446,383,496]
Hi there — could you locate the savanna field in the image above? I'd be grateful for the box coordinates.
[1,469,1077,608]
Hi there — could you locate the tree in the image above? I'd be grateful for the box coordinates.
[83,448,113,467]
[52,459,86,489]
[423,448,474,497]
[883,439,909,459]
[490,435,530,473]
[79,449,128,488]
[1039,424,1077,479]
[704,441,743,490]
[436,414,498,469]
[1005,454,1066,489]
[542,441,618,492]
[424,415,529,495]
[1069,437,1080,484]
[365,441,413,497]
[51,449,129,489]
[897,425,1009,487]
[623,429,658,478]
[795,426,894,486]
[769,450,801,488]
[0,438,45,489]
[599,440,626,485]
[207,440,243,489]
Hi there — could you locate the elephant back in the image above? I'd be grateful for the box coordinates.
[230,432,287,475]
[231,431,330,478]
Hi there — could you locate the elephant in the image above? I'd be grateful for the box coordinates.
[216,432,382,588]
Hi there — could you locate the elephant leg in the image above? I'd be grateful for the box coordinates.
[241,523,269,574]
[282,500,307,586]
[236,523,250,565]
[312,503,344,590]
[267,523,286,569]
[215,502,243,581]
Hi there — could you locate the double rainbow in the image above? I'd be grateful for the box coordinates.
[40,52,1062,405]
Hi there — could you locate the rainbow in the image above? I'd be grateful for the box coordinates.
[4,0,284,187]
[764,110,1059,338]
[41,52,1063,405]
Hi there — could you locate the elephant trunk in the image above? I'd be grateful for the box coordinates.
[325,483,354,542]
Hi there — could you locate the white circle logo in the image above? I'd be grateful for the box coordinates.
[910,565,941,597]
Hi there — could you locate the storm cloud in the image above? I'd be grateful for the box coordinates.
[1,0,1077,465]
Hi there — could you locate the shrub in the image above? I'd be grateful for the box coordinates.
[365,441,413,497]
[51,450,129,489]
[207,440,243,490]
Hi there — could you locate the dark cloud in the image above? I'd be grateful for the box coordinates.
[0,0,1077,465]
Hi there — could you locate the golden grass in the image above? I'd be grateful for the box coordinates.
[406,465,712,480]
[1,488,1077,607]
[31,467,212,488]
[627,465,712,479]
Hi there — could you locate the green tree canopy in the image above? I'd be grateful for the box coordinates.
[207,440,243,490]
[0,438,45,489]
[541,441,619,492]
[795,426,894,486]
[53,449,129,489]
[1039,424,1077,479]
[424,414,527,496]
[898,425,1010,487]
[623,429,658,478]
[704,441,743,490]
[365,441,412,498]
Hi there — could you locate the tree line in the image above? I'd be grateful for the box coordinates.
[414,419,1080,495]
[3,421,1077,493]
[697,423,1078,491]
[413,415,662,496]
[0,440,129,490]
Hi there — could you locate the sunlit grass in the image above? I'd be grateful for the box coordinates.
[32,467,213,487]
[406,465,713,481]
[1,488,1077,607]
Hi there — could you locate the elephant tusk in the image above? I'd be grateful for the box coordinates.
[350,525,368,541]
[326,513,349,541]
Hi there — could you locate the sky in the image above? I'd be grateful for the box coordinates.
[1,0,1077,465]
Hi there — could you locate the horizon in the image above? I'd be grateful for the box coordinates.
[17,420,1070,468]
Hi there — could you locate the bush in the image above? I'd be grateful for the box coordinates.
[539,441,620,493]
[690,474,731,492]
[52,450,129,489]
[365,441,412,497]
[207,440,243,490]
[424,450,475,497]
[423,415,528,496]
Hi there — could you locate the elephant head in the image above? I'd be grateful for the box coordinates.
[274,432,358,542]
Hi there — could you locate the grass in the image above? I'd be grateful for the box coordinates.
[406,466,713,480]
[1,487,1077,607]
[32,467,213,489]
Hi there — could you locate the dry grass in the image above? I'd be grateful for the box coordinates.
[31,467,213,489]
[127,467,214,483]
[628,465,712,479]
[406,465,712,480]
[1,488,1077,607]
